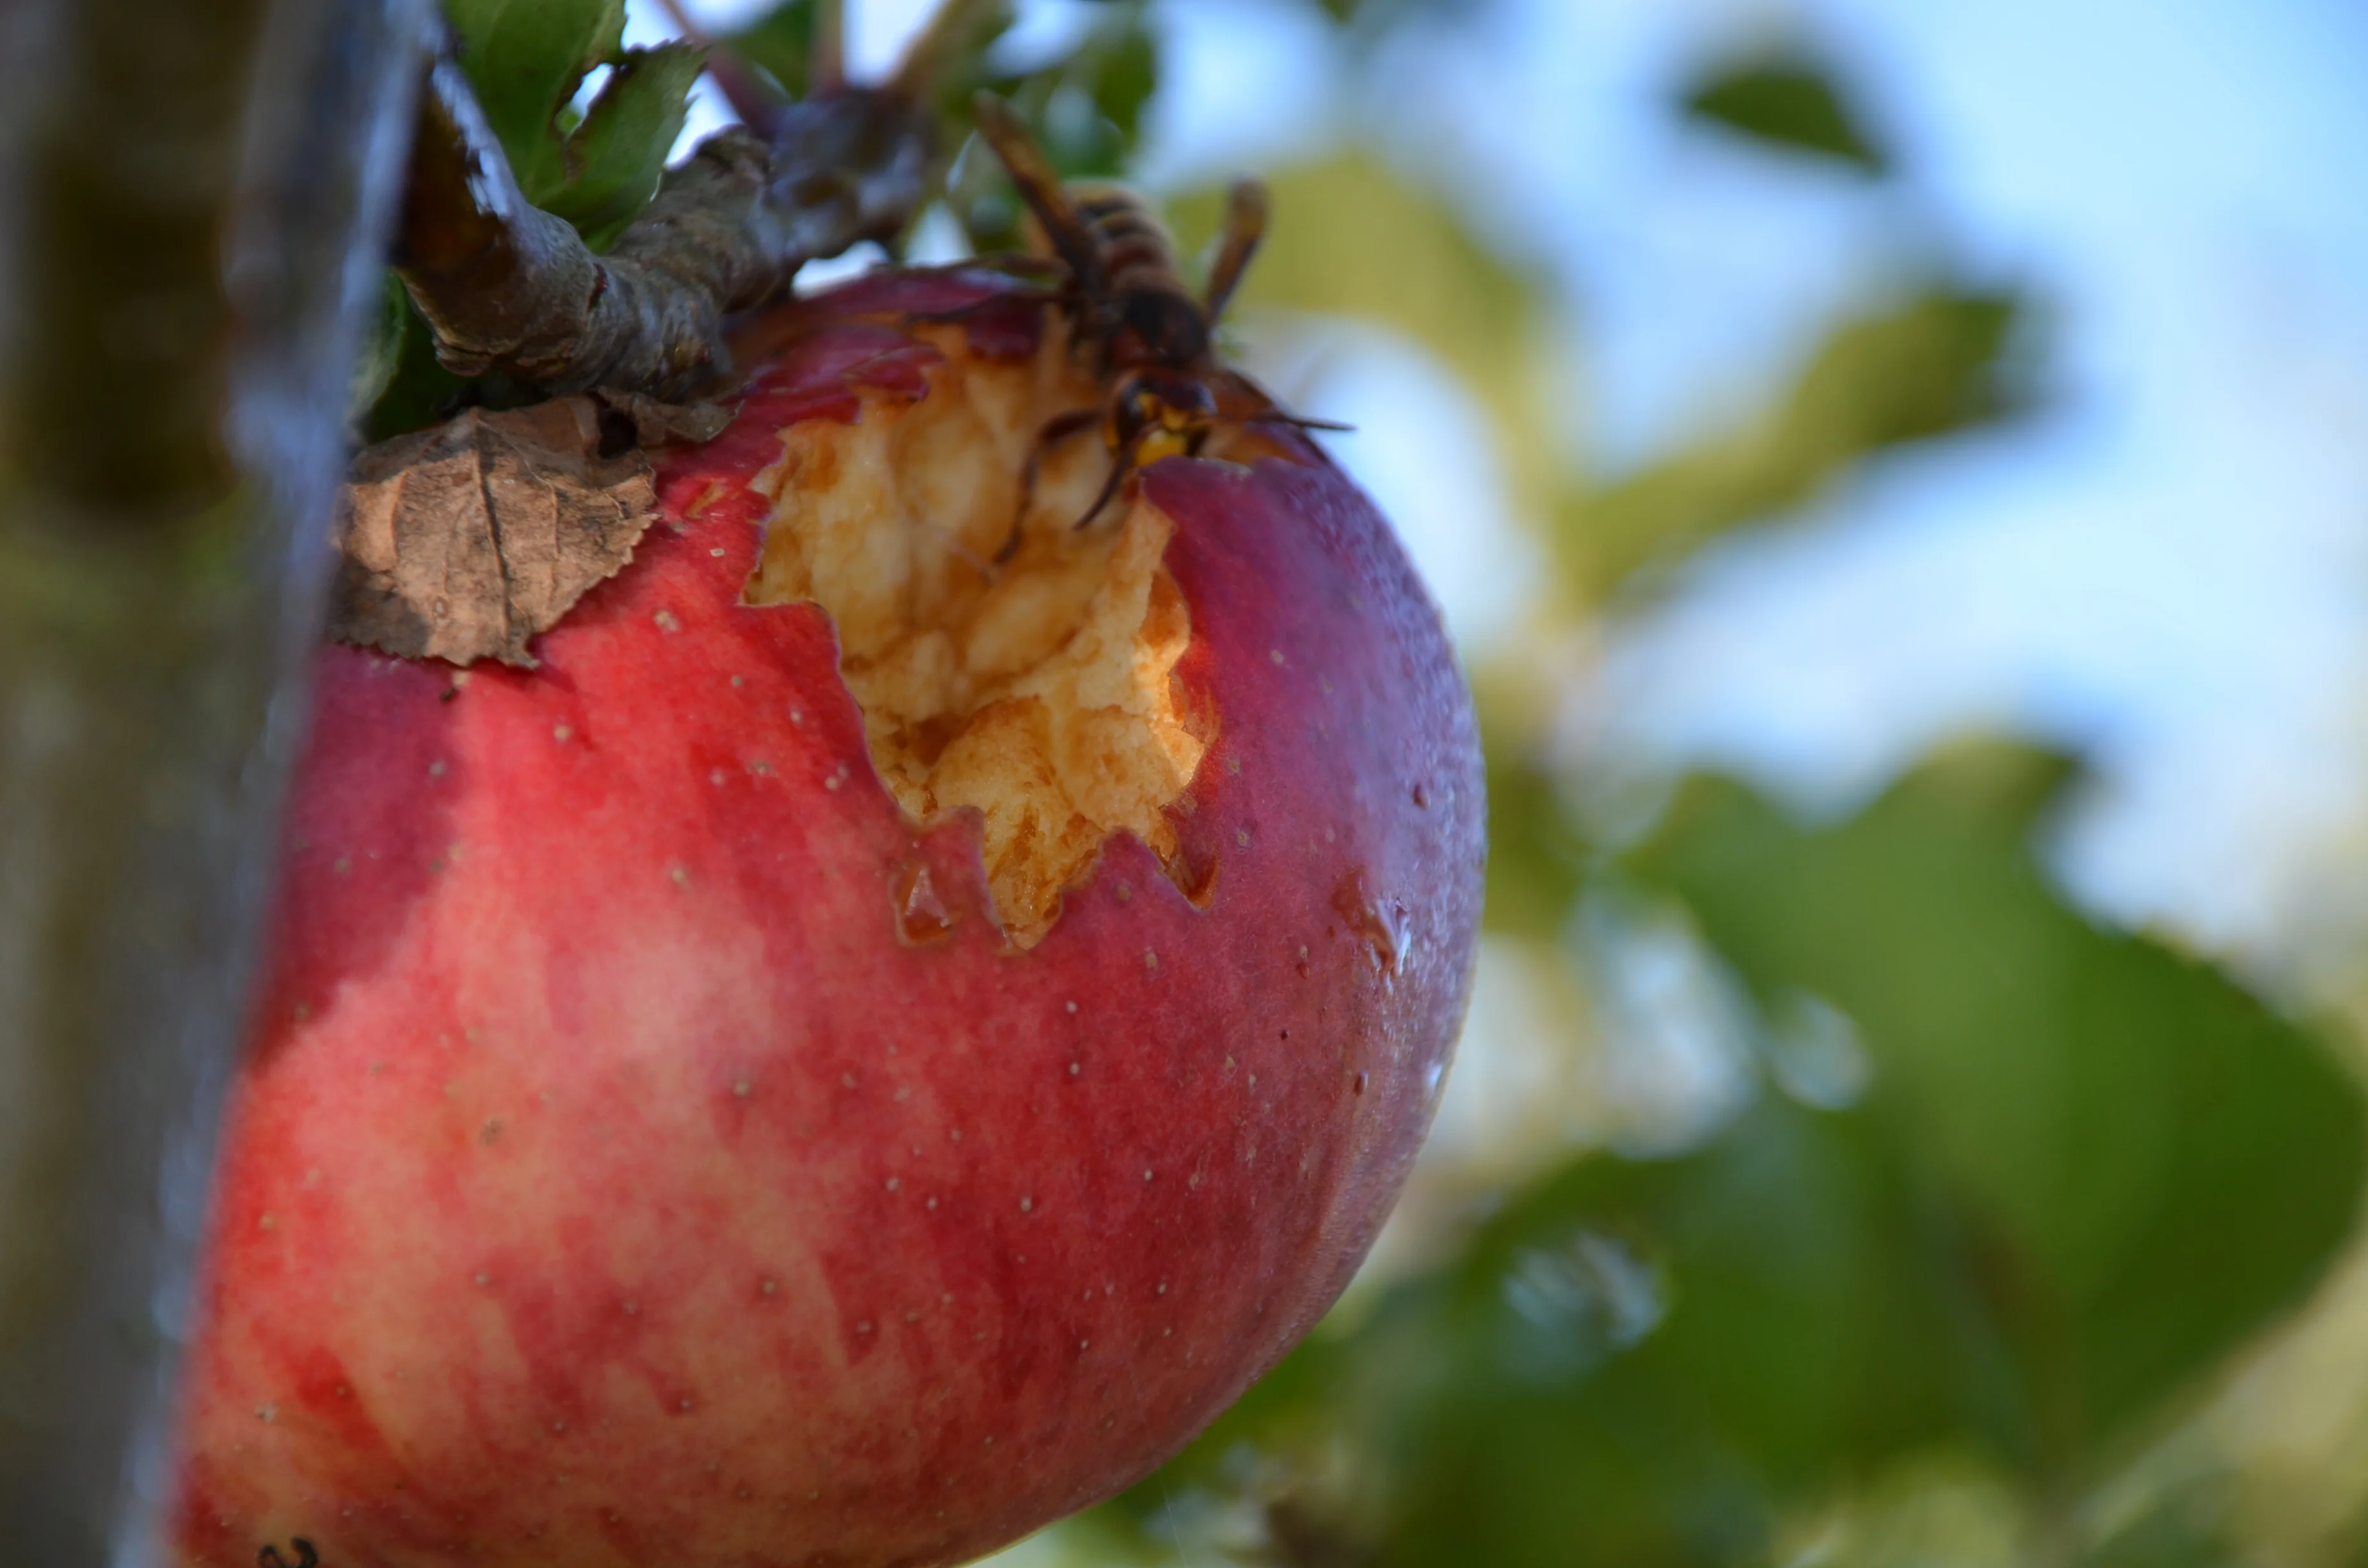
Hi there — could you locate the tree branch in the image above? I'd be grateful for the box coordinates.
[393,58,937,400]
[0,0,431,1556]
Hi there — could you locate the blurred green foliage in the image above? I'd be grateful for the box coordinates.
[1477,714,1590,942]
[718,0,818,100]
[950,0,1159,250]
[1682,56,1890,174]
[1640,751,2365,1474]
[1557,286,2029,598]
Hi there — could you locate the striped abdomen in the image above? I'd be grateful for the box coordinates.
[1071,184,1209,369]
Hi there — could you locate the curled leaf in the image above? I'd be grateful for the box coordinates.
[329,393,728,667]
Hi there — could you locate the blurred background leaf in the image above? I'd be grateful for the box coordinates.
[1478,713,1591,942]
[1634,747,2366,1476]
[718,0,817,101]
[951,0,1157,250]
[1681,54,1891,174]
[1558,286,2030,601]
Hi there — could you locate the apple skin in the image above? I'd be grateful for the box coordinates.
[170,274,1484,1568]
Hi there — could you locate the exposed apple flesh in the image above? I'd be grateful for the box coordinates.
[170,271,1485,1568]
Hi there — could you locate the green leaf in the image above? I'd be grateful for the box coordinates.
[1559,284,2028,600]
[365,295,467,444]
[1682,58,1888,174]
[1103,1090,1994,1567]
[1481,715,1589,940]
[1631,744,2367,1472]
[541,42,706,251]
[346,273,413,435]
[443,0,627,204]
[1083,13,1156,153]
[979,2,1158,184]
[721,0,814,102]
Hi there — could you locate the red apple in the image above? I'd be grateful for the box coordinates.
[170,270,1484,1568]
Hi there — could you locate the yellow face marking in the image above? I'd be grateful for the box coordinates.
[1138,429,1193,464]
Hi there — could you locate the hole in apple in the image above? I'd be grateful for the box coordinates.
[746,314,1288,948]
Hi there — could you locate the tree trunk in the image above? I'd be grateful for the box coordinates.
[0,0,427,1556]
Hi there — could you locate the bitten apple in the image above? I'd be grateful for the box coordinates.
[171,271,1484,1568]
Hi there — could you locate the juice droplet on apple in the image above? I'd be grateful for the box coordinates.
[1332,870,1410,981]
[893,860,955,945]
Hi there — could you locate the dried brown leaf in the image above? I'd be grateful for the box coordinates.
[328,393,732,668]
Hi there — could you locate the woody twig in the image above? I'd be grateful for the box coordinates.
[389,0,990,402]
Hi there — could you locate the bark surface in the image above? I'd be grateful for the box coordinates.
[0,0,429,1557]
